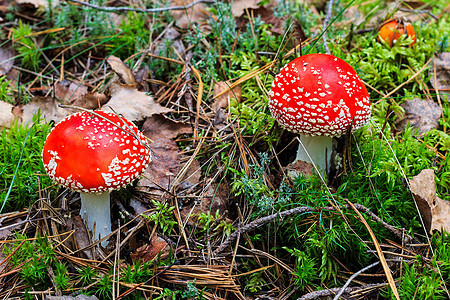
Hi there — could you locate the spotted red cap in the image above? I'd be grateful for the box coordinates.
[269,53,371,136]
[42,111,151,193]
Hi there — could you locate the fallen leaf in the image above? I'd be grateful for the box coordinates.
[104,84,172,122]
[0,41,14,76]
[286,159,314,179]
[395,98,442,136]
[235,5,285,35]
[212,81,241,112]
[15,0,59,8]
[153,27,186,61]
[54,79,88,103]
[107,55,137,86]
[130,235,170,263]
[72,92,109,110]
[231,0,260,17]
[170,0,209,29]
[104,56,172,122]
[430,52,450,97]
[0,216,24,240]
[409,169,450,234]
[65,216,94,260]
[18,97,76,126]
[178,158,202,191]
[137,115,193,193]
[129,197,150,216]
[0,101,15,128]
[180,183,228,226]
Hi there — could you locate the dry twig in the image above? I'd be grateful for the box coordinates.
[213,202,415,256]
[67,0,216,13]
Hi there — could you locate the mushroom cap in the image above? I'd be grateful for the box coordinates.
[378,19,416,47]
[268,53,371,137]
[42,111,151,194]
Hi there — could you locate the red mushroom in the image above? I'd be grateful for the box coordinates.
[269,53,371,175]
[42,111,151,246]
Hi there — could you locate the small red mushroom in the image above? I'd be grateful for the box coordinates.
[269,53,371,175]
[42,111,151,246]
[378,19,416,47]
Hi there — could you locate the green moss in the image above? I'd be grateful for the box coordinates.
[0,114,53,212]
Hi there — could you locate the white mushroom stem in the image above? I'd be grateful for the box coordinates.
[80,192,111,247]
[295,135,333,175]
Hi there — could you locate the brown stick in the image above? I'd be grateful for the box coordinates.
[213,202,415,256]
[67,0,216,13]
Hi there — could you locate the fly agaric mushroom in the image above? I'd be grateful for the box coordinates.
[378,19,416,47]
[42,111,151,246]
[269,53,371,175]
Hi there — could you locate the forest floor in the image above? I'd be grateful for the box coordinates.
[0,0,449,299]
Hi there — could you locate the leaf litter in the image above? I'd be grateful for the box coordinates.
[410,169,450,234]
[0,0,449,299]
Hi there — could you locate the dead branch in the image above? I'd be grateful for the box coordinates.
[66,0,216,13]
[298,283,386,300]
[333,261,380,300]
[213,202,416,256]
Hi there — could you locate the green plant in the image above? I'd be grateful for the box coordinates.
[141,200,177,236]
[284,247,318,289]
[78,265,97,287]
[230,153,277,216]
[182,280,202,299]
[154,288,181,300]
[95,272,112,300]
[120,260,153,284]
[382,259,447,299]
[4,235,58,290]
[54,261,71,290]
[0,76,14,104]
[335,18,450,95]
[0,114,53,212]
[198,210,235,238]
[11,20,42,70]
[242,260,267,293]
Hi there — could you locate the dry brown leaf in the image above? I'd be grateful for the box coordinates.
[137,115,193,192]
[179,183,228,226]
[212,81,241,112]
[106,55,137,86]
[129,197,150,216]
[104,55,172,121]
[65,216,94,260]
[232,0,260,17]
[104,84,172,122]
[72,92,109,110]
[286,160,314,179]
[0,41,14,76]
[235,3,285,35]
[15,0,59,8]
[395,98,442,136]
[153,27,186,61]
[0,101,15,128]
[430,52,450,97]
[130,235,170,263]
[18,97,77,126]
[54,79,88,103]
[0,216,23,240]
[410,169,450,233]
[171,0,209,29]
[18,78,108,125]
